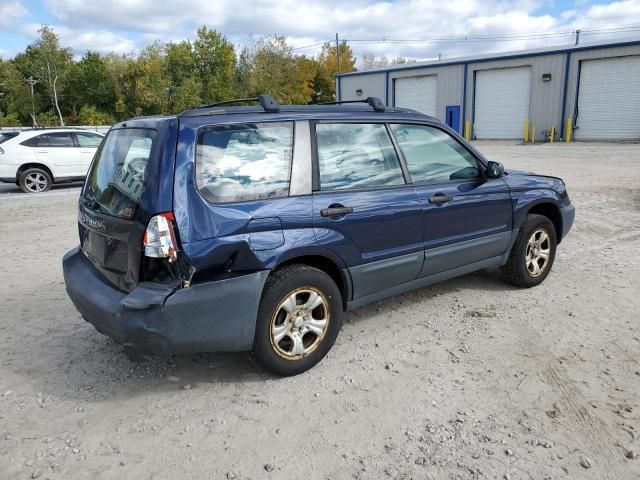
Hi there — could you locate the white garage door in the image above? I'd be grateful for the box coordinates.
[394,75,437,117]
[474,67,531,139]
[574,56,640,140]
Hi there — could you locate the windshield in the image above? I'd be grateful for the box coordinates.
[82,128,157,219]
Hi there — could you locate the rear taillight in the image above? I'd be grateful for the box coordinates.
[143,212,178,262]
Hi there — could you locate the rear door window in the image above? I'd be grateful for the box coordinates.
[315,123,405,191]
[196,122,293,203]
[47,132,75,147]
[0,132,19,144]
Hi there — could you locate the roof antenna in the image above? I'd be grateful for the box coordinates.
[575,29,581,46]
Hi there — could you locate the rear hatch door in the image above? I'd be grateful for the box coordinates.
[78,119,177,292]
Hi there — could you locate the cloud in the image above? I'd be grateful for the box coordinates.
[9,0,640,62]
[0,0,27,29]
[22,23,136,55]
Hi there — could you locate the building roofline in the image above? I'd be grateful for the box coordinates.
[337,37,640,78]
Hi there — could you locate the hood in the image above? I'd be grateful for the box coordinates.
[503,169,567,196]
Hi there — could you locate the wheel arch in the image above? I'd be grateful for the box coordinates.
[270,254,352,310]
[526,202,563,243]
[17,163,55,182]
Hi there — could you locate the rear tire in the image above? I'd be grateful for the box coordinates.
[253,264,343,376]
[19,168,52,193]
[501,213,557,288]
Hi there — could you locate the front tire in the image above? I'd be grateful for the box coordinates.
[253,265,343,376]
[501,214,557,288]
[19,168,52,193]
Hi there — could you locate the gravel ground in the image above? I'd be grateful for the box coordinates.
[1,141,639,480]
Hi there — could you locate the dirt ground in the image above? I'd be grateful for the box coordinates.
[1,141,639,480]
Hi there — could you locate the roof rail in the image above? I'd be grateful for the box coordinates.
[192,94,280,113]
[318,97,386,112]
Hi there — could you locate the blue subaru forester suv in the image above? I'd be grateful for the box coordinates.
[63,95,575,376]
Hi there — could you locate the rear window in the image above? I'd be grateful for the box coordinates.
[0,132,19,144]
[82,128,156,219]
[196,122,293,203]
[21,134,50,147]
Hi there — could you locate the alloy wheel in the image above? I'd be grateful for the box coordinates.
[269,288,330,360]
[24,172,48,193]
[525,228,551,277]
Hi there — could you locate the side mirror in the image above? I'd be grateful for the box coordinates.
[486,161,504,178]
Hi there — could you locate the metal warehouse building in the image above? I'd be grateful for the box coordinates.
[336,39,640,141]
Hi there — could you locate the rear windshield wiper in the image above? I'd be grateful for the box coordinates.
[81,198,100,211]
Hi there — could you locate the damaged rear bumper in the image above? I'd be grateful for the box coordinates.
[62,247,269,357]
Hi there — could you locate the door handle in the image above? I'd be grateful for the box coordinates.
[428,193,453,205]
[320,205,354,217]
[36,149,49,153]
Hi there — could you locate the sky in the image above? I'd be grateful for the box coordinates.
[0,0,639,65]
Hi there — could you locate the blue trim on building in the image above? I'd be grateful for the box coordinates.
[336,39,640,79]
[462,63,468,129]
[470,70,477,139]
[573,60,584,128]
[560,52,571,139]
[391,78,396,107]
[385,71,389,106]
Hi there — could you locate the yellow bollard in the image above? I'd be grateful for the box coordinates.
[566,118,572,142]
[531,126,535,144]
[465,120,470,141]
[524,119,529,142]
[550,126,555,143]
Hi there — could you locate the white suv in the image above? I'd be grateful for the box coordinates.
[0,128,104,193]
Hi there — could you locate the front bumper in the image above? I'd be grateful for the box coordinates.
[62,247,269,357]
[559,203,576,241]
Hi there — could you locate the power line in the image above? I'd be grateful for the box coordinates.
[342,24,640,45]
[286,24,640,56]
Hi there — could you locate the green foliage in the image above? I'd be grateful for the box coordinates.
[76,105,116,125]
[314,42,357,102]
[0,113,21,127]
[244,36,315,104]
[66,52,116,114]
[193,27,236,103]
[35,110,59,127]
[0,25,357,126]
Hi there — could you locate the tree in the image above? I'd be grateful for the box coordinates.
[193,27,236,103]
[0,59,33,123]
[76,105,115,125]
[243,36,315,104]
[361,53,389,70]
[27,26,72,126]
[165,40,200,111]
[102,53,131,120]
[361,53,416,71]
[172,76,201,112]
[313,42,357,102]
[66,51,116,117]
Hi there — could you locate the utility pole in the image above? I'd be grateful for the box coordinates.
[24,76,39,127]
[336,33,340,75]
[575,29,581,45]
